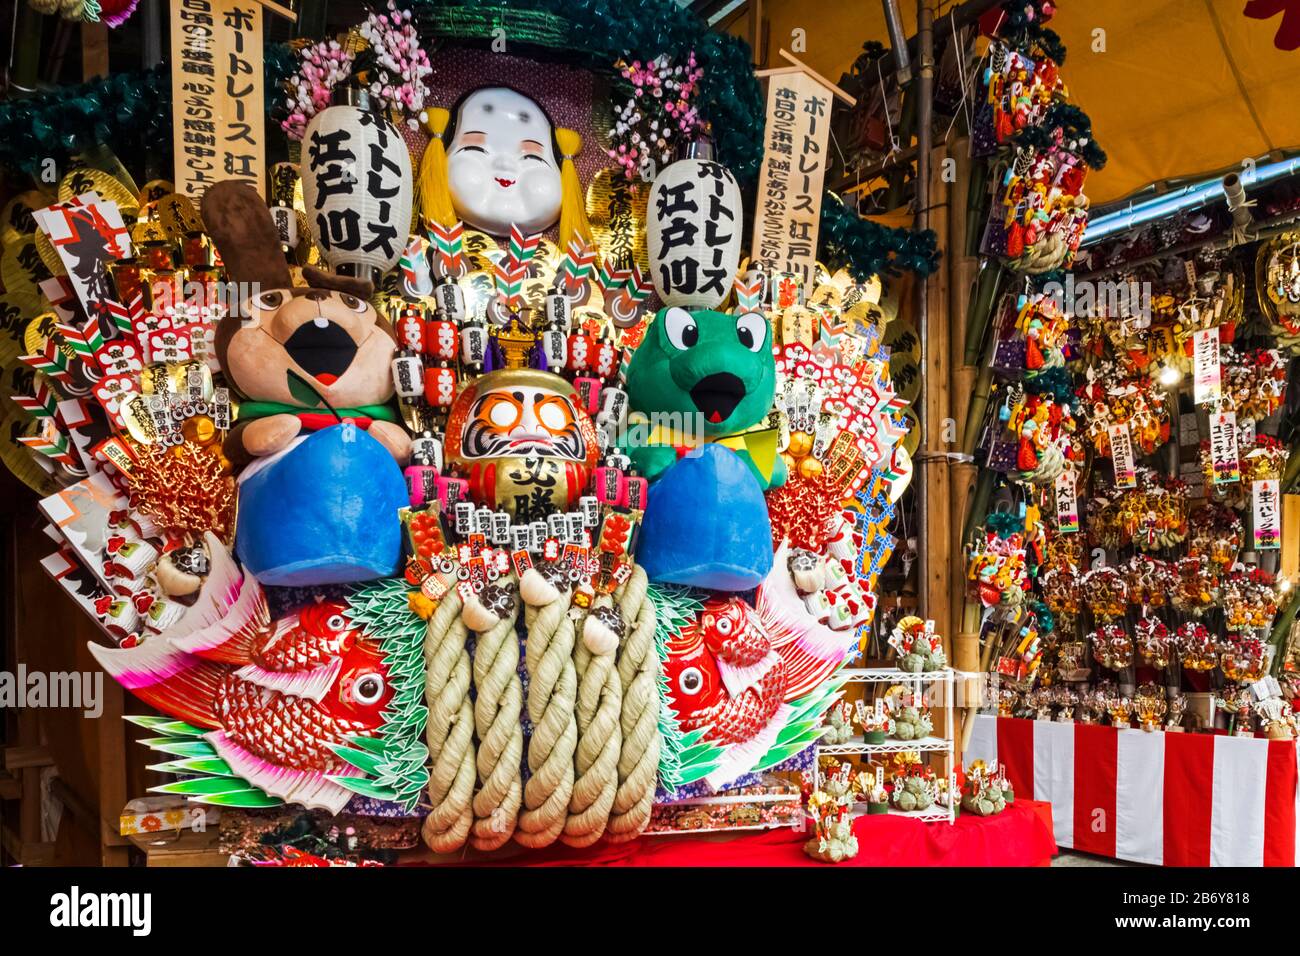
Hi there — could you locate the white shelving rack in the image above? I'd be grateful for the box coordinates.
[814,667,957,824]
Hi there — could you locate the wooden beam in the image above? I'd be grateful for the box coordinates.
[251,0,297,23]
[1,825,55,866]
[81,21,110,80]
[2,745,53,770]
[98,680,130,866]
[755,49,857,107]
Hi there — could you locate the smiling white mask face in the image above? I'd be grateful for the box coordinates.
[447,87,563,237]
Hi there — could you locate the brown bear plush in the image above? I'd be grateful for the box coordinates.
[201,180,411,468]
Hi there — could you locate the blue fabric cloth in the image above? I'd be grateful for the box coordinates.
[236,425,406,586]
[637,443,773,591]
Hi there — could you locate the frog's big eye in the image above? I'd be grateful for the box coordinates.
[735,312,767,352]
[663,307,699,350]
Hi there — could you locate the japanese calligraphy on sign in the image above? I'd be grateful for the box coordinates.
[169,0,265,200]
[1108,423,1137,489]
[1192,327,1221,406]
[33,194,132,320]
[750,70,833,291]
[1252,479,1281,550]
[1054,467,1079,533]
[1209,411,1241,485]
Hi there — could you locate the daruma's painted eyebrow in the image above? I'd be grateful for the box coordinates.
[459,131,487,142]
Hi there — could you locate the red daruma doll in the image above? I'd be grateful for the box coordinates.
[443,369,600,522]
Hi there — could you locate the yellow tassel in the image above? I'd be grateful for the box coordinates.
[555,127,594,253]
[419,107,457,230]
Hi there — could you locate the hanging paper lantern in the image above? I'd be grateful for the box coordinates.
[301,88,413,281]
[646,150,742,310]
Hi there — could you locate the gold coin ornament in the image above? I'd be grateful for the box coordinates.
[2,238,53,302]
[33,228,67,278]
[292,210,319,266]
[137,179,176,207]
[882,317,921,363]
[900,406,921,457]
[154,193,204,239]
[586,166,649,274]
[889,350,922,406]
[130,213,170,247]
[0,296,29,344]
[58,167,139,222]
[1,190,55,248]
[459,269,497,323]
[461,229,500,273]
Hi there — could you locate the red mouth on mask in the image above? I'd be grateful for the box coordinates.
[495,177,516,188]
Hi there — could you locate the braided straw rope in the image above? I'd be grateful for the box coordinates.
[562,593,623,847]
[606,565,660,841]
[421,587,475,853]
[468,582,524,851]
[515,586,578,848]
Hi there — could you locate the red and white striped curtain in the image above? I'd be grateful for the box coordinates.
[965,715,1298,866]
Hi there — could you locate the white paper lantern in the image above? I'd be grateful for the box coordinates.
[301,90,413,281]
[646,155,743,310]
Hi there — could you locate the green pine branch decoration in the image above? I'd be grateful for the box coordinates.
[647,582,726,796]
[328,577,431,812]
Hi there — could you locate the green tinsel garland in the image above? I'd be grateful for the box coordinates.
[821,193,941,279]
[0,47,296,177]
[1013,102,1107,171]
[1022,365,1073,403]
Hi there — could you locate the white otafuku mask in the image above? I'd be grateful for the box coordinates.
[447,87,563,237]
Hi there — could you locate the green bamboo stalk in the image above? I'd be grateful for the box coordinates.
[964,158,990,257]
[1268,591,1300,678]
[960,365,995,457]
[961,468,998,545]
[963,260,1004,365]
[10,1,44,94]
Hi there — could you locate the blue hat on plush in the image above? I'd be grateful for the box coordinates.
[638,444,773,591]
[236,425,406,586]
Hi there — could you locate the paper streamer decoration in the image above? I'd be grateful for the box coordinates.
[646,157,742,309]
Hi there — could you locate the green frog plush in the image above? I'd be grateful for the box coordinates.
[625,305,785,590]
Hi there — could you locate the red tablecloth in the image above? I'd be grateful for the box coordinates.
[425,800,1057,867]
[966,715,1300,866]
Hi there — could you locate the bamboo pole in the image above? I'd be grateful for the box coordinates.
[921,137,952,650]
[948,136,982,746]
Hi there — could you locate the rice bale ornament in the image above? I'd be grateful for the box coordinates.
[443,368,600,520]
[201,180,409,586]
[625,300,782,590]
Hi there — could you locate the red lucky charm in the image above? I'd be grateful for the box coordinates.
[425,318,459,361]
[566,331,595,373]
[1016,431,1039,471]
[424,364,458,408]
[1006,221,1026,257]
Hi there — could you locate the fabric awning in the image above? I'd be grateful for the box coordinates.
[750,0,1300,204]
